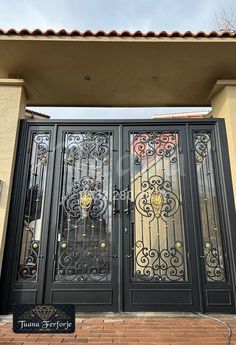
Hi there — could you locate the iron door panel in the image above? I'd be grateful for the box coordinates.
[188,124,236,312]
[43,126,120,311]
[2,119,236,314]
[122,125,201,311]
[5,125,56,310]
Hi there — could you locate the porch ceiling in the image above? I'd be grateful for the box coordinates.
[0,35,236,106]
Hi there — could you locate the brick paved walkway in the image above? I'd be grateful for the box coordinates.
[1,314,236,345]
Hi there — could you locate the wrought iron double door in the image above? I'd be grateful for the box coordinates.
[3,121,236,313]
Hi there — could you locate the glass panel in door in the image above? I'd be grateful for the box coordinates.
[130,131,188,282]
[54,131,113,282]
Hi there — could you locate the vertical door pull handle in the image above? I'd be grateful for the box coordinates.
[124,185,130,215]
[112,185,119,215]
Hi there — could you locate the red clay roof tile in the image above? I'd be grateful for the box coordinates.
[0,28,236,38]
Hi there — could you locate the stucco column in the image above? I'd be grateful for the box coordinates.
[210,80,236,202]
[0,79,25,275]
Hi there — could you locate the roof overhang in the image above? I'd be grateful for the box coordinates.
[1,33,236,106]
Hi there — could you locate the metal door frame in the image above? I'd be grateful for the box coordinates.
[122,124,202,311]
[43,125,120,311]
[0,118,235,314]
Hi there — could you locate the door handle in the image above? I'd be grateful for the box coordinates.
[112,185,119,215]
[124,185,130,215]
[125,254,132,258]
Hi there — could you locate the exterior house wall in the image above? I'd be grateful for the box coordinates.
[0,80,25,275]
[211,84,236,203]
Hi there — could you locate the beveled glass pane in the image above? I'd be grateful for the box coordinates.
[194,132,226,282]
[54,132,113,282]
[18,132,50,281]
[130,132,188,282]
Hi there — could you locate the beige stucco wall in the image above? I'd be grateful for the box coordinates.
[211,83,236,203]
[0,79,25,275]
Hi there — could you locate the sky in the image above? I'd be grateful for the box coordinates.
[0,0,234,119]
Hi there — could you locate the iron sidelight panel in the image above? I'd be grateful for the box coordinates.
[193,132,226,282]
[17,132,50,282]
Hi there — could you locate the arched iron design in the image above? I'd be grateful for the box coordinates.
[18,133,50,281]
[134,240,184,281]
[133,132,177,165]
[135,175,180,223]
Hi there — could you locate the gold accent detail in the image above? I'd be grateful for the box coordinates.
[33,306,56,321]
[175,241,183,249]
[205,241,211,249]
[151,192,164,212]
[100,241,106,248]
[80,191,93,209]
[196,155,203,163]
[61,241,67,249]
[82,233,86,237]
[32,242,39,249]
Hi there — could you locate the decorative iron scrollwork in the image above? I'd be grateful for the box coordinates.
[58,245,110,281]
[18,132,50,281]
[194,131,226,282]
[62,176,107,221]
[133,132,177,165]
[18,240,39,280]
[204,244,225,282]
[34,133,49,165]
[194,132,210,163]
[135,240,184,281]
[135,175,180,223]
[55,131,113,283]
[66,132,109,163]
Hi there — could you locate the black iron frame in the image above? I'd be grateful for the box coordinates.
[0,118,235,313]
